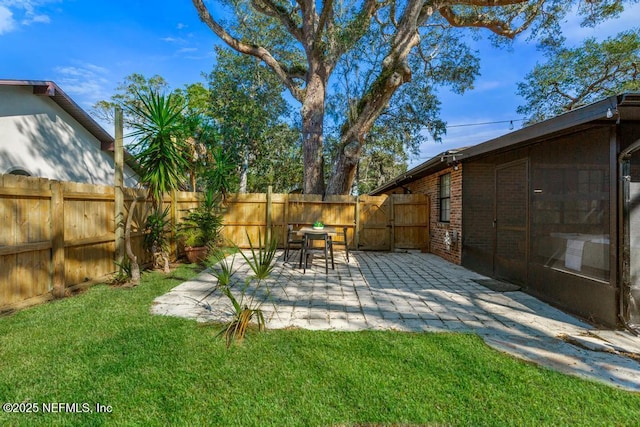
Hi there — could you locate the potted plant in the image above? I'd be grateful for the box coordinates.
[313,220,324,230]
[181,228,209,264]
[178,189,223,263]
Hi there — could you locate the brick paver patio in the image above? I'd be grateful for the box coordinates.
[152,251,640,392]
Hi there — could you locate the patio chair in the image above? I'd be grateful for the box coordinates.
[330,226,349,262]
[300,232,334,274]
[284,224,303,262]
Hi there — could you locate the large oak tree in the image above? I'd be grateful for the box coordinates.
[517,28,640,124]
[192,0,630,195]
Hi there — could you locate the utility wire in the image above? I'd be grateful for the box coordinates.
[410,118,526,162]
[446,118,524,128]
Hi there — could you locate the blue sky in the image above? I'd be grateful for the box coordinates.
[1,0,639,168]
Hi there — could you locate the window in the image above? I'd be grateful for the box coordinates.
[6,167,31,176]
[439,173,451,222]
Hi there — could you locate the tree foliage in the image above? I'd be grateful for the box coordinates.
[517,28,640,124]
[192,0,631,195]
[326,24,479,193]
[92,71,301,193]
[92,74,170,126]
[205,48,303,193]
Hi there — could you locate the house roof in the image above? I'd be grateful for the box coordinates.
[0,79,139,172]
[370,92,640,196]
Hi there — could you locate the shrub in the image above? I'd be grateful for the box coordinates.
[177,189,224,249]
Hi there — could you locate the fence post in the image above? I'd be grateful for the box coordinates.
[51,181,65,298]
[170,189,178,260]
[354,195,360,249]
[283,192,290,247]
[266,185,272,242]
[114,107,125,270]
[389,195,395,252]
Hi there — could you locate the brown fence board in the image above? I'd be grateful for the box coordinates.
[392,194,430,250]
[0,175,201,309]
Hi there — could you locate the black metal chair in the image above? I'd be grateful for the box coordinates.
[300,232,334,274]
[330,226,349,262]
[284,224,303,262]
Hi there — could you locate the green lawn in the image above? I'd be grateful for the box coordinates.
[1,265,639,426]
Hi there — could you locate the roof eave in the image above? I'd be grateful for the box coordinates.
[461,95,620,160]
[370,93,637,196]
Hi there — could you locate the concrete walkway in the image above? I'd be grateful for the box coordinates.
[152,251,640,392]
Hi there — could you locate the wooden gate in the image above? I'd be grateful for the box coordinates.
[357,194,429,251]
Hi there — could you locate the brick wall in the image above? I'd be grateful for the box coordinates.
[386,165,463,264]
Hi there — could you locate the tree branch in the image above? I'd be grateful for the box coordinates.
[298,0,318,42]
[572,65,617,107]
[251,0,304,41]
[438,1,541,39]
[550,82,578,109]
[448,0,528,5]
[192,0,304,101]
[339,0,424,145]
[315,0,334,44]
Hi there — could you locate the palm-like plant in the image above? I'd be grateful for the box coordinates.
[127,90,190,205]
[124,90,190,277]
[177,188,224,250]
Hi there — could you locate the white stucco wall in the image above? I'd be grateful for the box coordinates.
[0,85,138,186]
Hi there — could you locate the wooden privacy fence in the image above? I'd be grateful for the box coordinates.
[0,174,200,309]
[1,175,429,310]
[222,189,430,252]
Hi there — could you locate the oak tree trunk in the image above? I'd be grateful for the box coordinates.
[327,23,421,195]
[301,73,327,195]
[325,136,363,195]
[239,151,249,193]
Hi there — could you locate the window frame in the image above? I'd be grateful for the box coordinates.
[439,173,451,223]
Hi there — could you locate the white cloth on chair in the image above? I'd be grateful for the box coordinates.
[565,239,586,271]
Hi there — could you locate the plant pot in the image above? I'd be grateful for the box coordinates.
[184,246,208,264]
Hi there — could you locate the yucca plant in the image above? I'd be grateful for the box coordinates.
[143,206,171,272]
[214,230,279,347]
[241,229,278,280]
[209,249,236,288]
[123,89,190,282]
[111,259,133,286]
[127,90,190,205]
[177,188,224,249]
[218,284,266,348]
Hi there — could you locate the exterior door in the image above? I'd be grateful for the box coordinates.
[494,160,528,284]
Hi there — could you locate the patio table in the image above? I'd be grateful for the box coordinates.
[296,226,338,237]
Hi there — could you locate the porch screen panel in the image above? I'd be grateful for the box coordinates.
[628,153,640,327]
[495,161,527,283]
[530,130,610,282]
